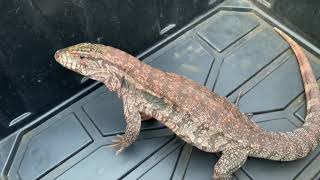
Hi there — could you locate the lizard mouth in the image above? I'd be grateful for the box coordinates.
[54,50,69,67]
[54,50,81,71]
[54,49,101,77]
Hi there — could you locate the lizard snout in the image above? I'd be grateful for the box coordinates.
[54,50,61,61]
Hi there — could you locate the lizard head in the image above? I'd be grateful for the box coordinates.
[54,43,104,76]
[54,43,126,92]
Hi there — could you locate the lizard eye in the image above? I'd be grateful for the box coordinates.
[79,55,85,59]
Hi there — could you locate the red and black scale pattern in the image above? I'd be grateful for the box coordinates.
[1,0,320,179]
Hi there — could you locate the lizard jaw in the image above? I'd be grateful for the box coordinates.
[54,50,70,67]
[54,50,82,72]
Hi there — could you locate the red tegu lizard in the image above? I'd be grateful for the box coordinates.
[54,28,320,179]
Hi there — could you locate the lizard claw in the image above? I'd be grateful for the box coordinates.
[108,134,128,155]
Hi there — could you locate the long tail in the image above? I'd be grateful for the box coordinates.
[261,28,320,161]
[274,27,320,115]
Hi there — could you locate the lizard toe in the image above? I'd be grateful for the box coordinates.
[109,134,128,155]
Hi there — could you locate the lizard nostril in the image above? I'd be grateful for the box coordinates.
[54,51,60,60]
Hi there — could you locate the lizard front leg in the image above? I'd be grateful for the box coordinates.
[110,94,142,155]
[213,147,249,180]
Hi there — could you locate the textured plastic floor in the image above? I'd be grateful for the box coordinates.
[1,0,320,179]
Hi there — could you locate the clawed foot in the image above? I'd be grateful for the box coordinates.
[235,90,243,106]
[109,134,128,155]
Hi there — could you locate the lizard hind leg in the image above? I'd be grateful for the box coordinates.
[213,147,249,180]
[110,95,142,155]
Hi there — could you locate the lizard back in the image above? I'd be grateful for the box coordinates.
[98,45,267,150]
[97,32,320,160]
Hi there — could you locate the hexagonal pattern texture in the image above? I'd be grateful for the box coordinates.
[2,1,320,180]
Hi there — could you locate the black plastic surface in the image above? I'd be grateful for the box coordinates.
[1,0,320,179]
[0,0,219,134]
[259,0,320,48]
